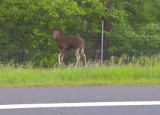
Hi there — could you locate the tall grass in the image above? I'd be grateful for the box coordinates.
[0,55,160,87]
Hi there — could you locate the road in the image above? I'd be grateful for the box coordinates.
[0,86,160,115]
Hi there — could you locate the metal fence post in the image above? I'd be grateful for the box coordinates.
[101,20,104,66]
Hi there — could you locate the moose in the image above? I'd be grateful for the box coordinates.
[52,29,86,66]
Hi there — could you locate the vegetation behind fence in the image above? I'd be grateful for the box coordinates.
[0,0,160,67]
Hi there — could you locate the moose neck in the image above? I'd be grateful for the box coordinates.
[55,33,61,41]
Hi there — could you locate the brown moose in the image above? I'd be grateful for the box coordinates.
[52,29,86,66]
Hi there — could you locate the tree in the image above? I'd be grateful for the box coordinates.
[0,0,106,66]
[105,0,160,57]
[0,0,159,67]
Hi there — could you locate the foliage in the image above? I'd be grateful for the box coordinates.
[106,0,160,57]
[0,0,160,67]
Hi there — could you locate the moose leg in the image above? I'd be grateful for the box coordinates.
[58,53,62,65]
[80,47,86,65]
[75,48,81,66]
[58,49,65,65]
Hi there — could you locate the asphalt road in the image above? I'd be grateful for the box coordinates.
[0,86,160,115]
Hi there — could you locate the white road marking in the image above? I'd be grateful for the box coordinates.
[0,101,160,109]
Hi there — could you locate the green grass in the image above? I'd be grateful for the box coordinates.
[0,63,160,87]
[0,55,160,87]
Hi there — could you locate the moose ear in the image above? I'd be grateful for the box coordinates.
[52,28,55,31]
[53,28,60,31]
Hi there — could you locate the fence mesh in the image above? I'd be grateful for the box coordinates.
[0,24,160,67]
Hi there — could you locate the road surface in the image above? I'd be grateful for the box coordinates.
[0,86,160,115]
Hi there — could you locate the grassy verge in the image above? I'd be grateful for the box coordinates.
[0,63,160,87]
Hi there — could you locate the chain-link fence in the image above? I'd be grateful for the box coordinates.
[0,23,160,67]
